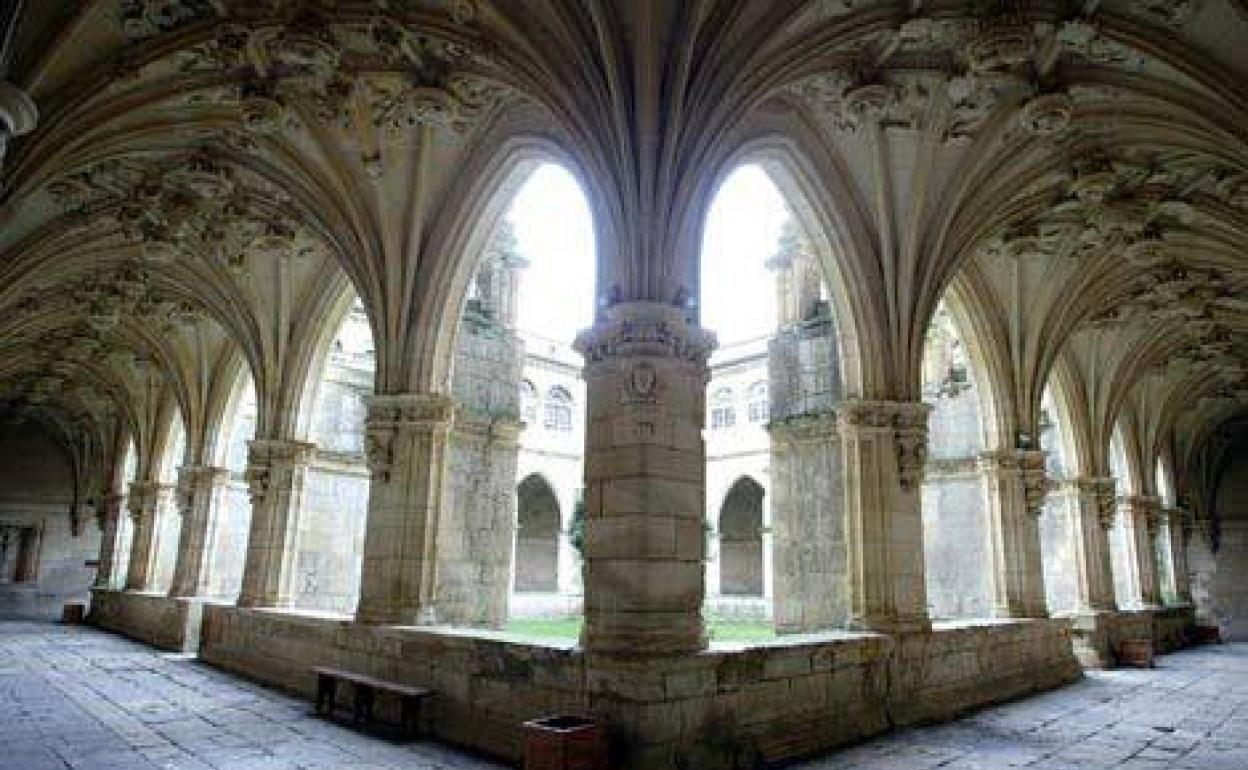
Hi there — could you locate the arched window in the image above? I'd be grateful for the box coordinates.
[747,381,768,424]
[544,386,573,431]
[519,379,538,424]
[710,387,736,429]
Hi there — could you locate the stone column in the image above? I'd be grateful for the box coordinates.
[437,416,522,627]
[237,439,315,608]
[94,494,128,588]
[838,400,932,634]
[1119,495,1163,608]
[169,465,231,599]
[1160,507,1193,605]
[574,302,715,654]
[979,450,1049,618]
[770,413,847,632]
[1063,477,1117,612]
[356,394,455,625]
[125,482,172,591]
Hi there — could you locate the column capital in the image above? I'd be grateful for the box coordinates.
[245,439,315,506]
[573,301,716,366]
[175,465,230,515]
[363,392,456,483]
[127,481,172,518]
[838,399,931,492]
[979,449,1049,515]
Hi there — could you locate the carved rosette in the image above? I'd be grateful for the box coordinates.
[838,400,932,492]
[362,394,456,483]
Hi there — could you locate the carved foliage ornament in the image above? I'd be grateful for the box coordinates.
[362,394,454,483]
[837,400,931,492]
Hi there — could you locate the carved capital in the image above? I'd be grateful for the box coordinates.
[838,400,931,492]
[574,302,716,367]
[363,393,455,482]
[245,439,314,506]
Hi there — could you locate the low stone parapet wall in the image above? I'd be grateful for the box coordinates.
[89,589,207,652]
[198,607,1080,769]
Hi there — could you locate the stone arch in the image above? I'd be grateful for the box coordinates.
[705,134,871,399]
[719,477,765,597]
[410,130,600,395]
[515,473,561,593]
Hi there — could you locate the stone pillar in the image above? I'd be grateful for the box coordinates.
[124,482,172,591]
[979,450,1049,618]
[437,416,522,627]
[1119,495,1163,609]
[94,494,128,588]
[169,465,231,599]
[1063,477,1118,612]
[1161,507,1193,605]
[574,302,715,654]
[838,400,932,634]
[237,439,315,608]
[356,394,455,625]
[770,413,847,632]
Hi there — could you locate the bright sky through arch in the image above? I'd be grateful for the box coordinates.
[508,163,596,344]
[701,165,787,345]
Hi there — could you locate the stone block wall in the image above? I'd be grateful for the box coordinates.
[90,588,207,652]
[197,605,1079,770]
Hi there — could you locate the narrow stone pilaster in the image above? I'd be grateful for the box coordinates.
[356,394,455,625]
[124,482,173,591]
[979,450,1049,618]
[237,439,315,609]
[1063,477,1117,612]
[838,400,932,634]
[770,413,847,632]
[574,302,715,654]
[169,465,231,599]
[1119,495,1163,609]
[94,494,128,588]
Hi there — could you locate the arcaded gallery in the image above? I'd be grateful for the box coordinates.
[0,1,1246,769]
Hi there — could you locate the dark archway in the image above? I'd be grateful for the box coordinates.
[515,474,561,593]
[719,477,765,596]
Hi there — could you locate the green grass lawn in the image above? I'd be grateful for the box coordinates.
[505,617,776,643]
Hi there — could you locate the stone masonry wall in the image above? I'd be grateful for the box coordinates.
[198,605,1079,770]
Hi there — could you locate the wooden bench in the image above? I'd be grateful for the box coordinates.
[312,666,433,735]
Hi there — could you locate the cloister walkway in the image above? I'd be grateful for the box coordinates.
[0,621,1245,770]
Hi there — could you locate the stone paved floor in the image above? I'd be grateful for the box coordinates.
[0,621,506,770]
[2,622,1246,770]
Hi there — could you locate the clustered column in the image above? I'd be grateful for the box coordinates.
[238,439,315,608]
[573,302,716,654]
[356,393,455,625]
[124,481,172,591]
[93,493,128,589]
[979,449,1049,618]
[838,400,931,634]
[169,465,231,599]
[1063,477,1117,613]
[1161,507,1193,605]
[1119,495,1163,608]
